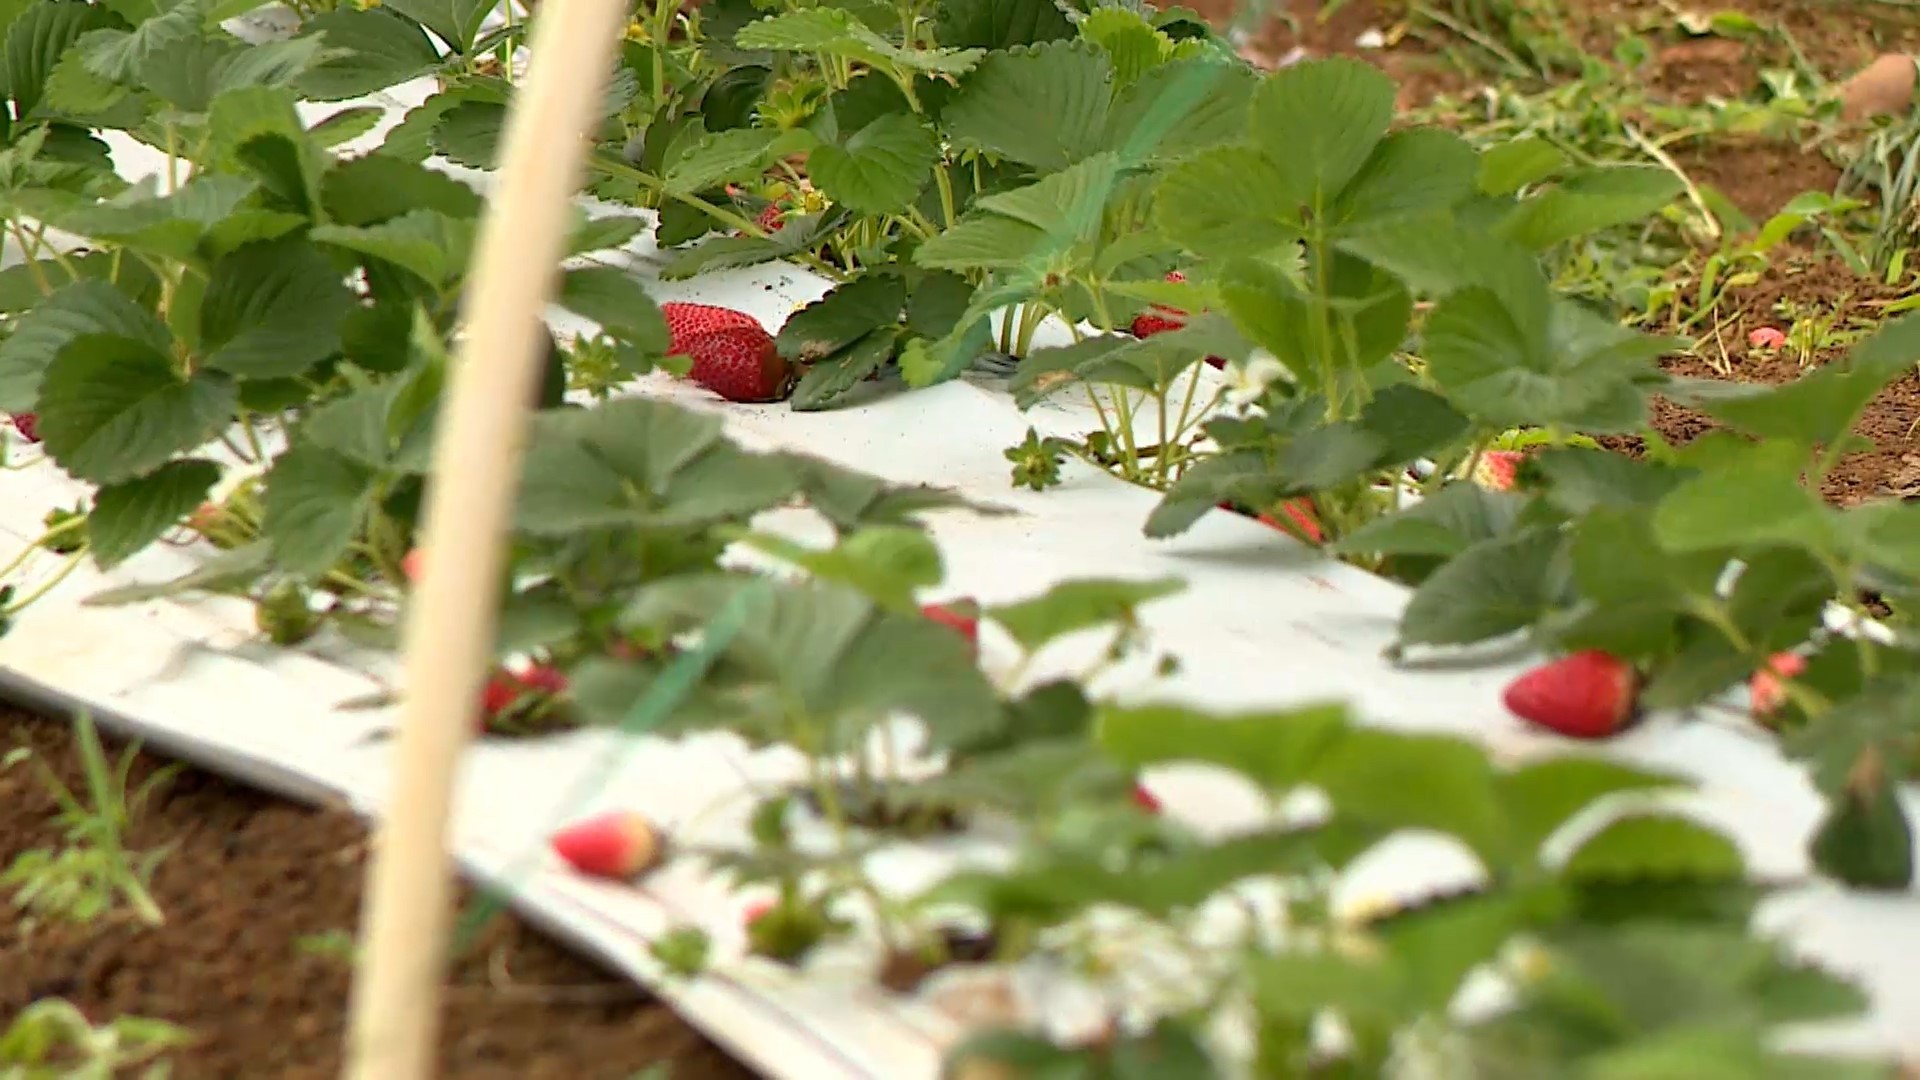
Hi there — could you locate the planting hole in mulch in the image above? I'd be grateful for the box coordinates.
[0,707,753,1080]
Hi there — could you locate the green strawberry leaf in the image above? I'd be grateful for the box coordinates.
[776,274,909,363]
[295,8,442,102]
[0,279,170,412]
[809,113,938,215]
[381,0,492,55]
[735,8,983,77]
[1497,165,1685,251]
[260,444,378,576]
[1335,484,1524,559]
[734,525,944,611]
[1096,701,1348,792]
[941,39,1112,170]
[557,267,670,353]
[311,210,473,293]
[1103,56,1256,165]
[790,330,896,412]
[197,237,355,379]
[1249,57,1395,211]
[933,0,1072,50]
[1398,527,1564,647]
[984,576,1184,653]
[37,335,236,486]
[7,1,125,121]
[1310,728,1508,866]
[1562,813,1744,883]
[87,458,222,569]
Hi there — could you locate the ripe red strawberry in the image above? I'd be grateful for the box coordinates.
[922,601,979,647]
[8,412,38,443]
[756,204,785,232]
[1129,309,1184,338]
[661,302,762,356]
[1257,498,1324,545]
[400,548,425,583]
[1127,272,1225,369]
[1472,450,1528,492]
[1502,650,1640,739]
[551,810,661,879]
[1750,651,1807,717]
[517,663,568,695]
[684,325,792,403]
[1131,782,1161,814]
[479,670,526,718]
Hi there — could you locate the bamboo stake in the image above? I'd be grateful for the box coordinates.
[339,0,628,1073]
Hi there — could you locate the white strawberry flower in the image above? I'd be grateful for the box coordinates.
[1225,351,1286,409]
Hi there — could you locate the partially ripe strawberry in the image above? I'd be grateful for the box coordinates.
[8,413,38,443]
[551,810,661,879]
[743,898,775,925]
[921,601,979,647]
[685,325,792,403]
[1502,650,1640,739]
[1750,651,1807,717]
[1257,498,1324,545]
[755,203,785,233]
[400,548,425,583]
[1748,326,1787,350]
[1472,450,1528,492]
[661,302,761,356]
[1131,782,1161,814]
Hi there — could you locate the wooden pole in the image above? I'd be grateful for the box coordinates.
[339,0,628,1073]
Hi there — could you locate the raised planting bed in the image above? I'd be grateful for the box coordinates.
[0,0,1919,1076]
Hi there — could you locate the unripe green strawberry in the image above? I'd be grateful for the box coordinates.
[255,581,322,645]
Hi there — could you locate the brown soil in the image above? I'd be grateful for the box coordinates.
[1614,250,1920,505]
[0,707,753,1080]
[1678,136,1843,224]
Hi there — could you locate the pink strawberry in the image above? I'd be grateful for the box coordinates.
[1748,326,1787,350]
[607,637,651,661]
[8,413,38,443]
[1502,650,1640,739]
[1131,782,1161,814]
[743,898,775,925]
[551,810,661,879]
[1257,499,1324,545]
[1472,450,1527,492]
[400,548,425,583]
[661,302,762,356]
[922,601,979,647]
[1749,651,1807,717]
[684,325,792,403]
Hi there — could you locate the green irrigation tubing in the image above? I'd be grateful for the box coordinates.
[447,577,772,956]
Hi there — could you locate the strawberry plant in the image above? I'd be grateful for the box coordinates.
[0,0,1909,1072]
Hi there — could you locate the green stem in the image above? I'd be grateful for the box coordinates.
[1,547,88,615]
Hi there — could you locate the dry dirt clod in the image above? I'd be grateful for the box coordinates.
[1840,54,1917,122]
